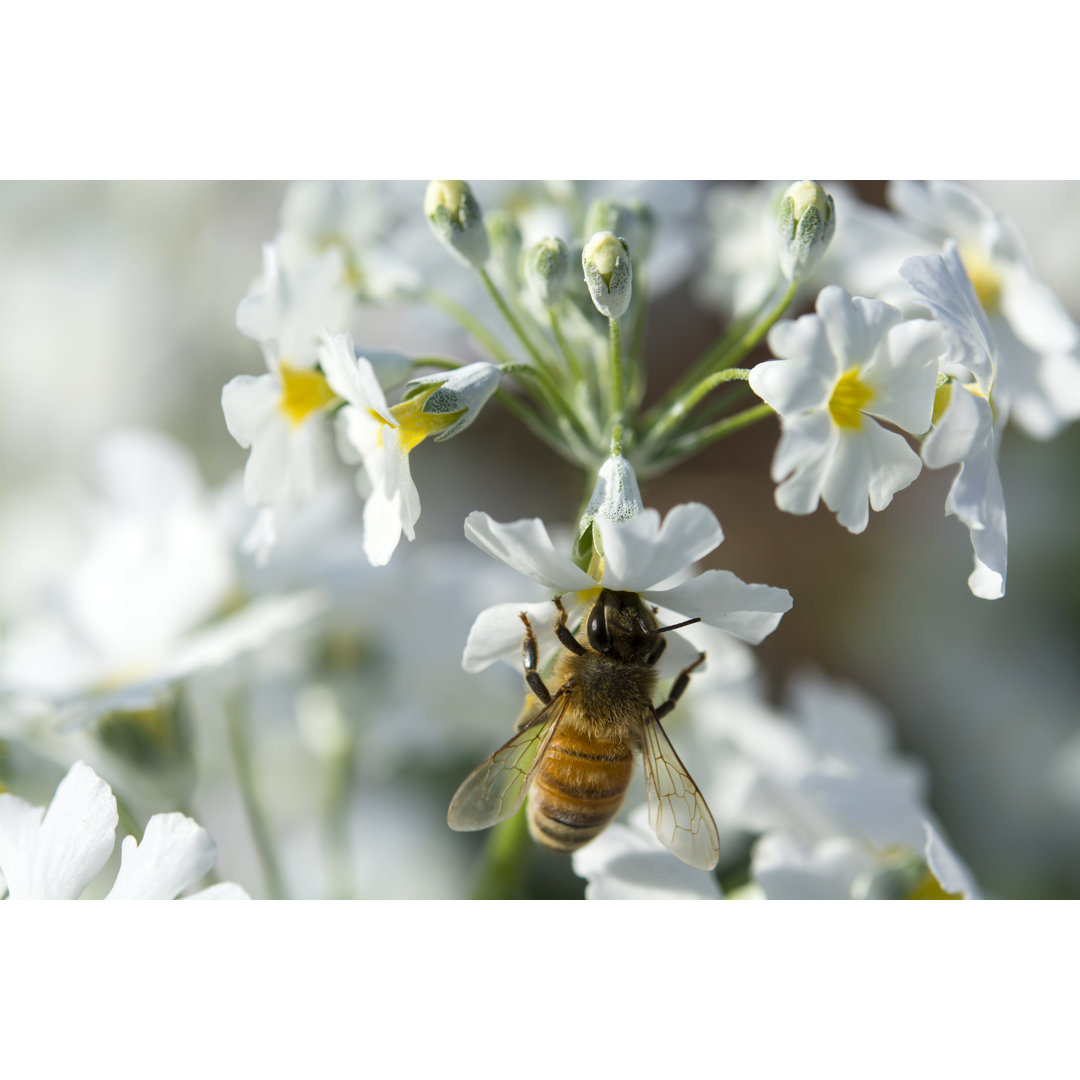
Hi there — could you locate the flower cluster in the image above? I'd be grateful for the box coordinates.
[3,180,1078,901]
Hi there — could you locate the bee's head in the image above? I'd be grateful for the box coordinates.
[587,589,699,665]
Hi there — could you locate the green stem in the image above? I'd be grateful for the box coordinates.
[421,288,516,367]
[548,307,586,385]
[470,808,531,900]
[226,697,287,900]
[648,402,776,471]
[609,316,624,421]
[322,743,356,900]
[643,368,750,452]
[499,363,597,458]
[478,267,555,372]
[410,355,463,372]
[493,387,588,467]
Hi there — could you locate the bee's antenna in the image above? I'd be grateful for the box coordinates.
[649,616,701,635]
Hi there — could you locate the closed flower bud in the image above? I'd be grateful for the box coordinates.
[582,231,633,319]
[525,236,570,306]
[401,361,501,442]
[424,180,490,268]
[776,180,836,281]
[485,209,523,285]
[574,454,644,562]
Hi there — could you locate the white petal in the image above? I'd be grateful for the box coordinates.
[817,287,901,369]
[753,831,868,900]
[185,882,251,900]
[221,374,281,450]
[361,427,419,566]
[822,423,921,533]
[1000,265,1080,355]
[651,570,792,645]
[318,331,394,421]
[863,318,942,434]
[572,817,722,900]
[922,384,992,469]
[756,316,837,413]
[922,818,981,898]
[461,599,566,673]
[0,761,117,899]
[106,813,217,899]
[597,503,724,591]
[773,418,837,517]
[464,512,596,593]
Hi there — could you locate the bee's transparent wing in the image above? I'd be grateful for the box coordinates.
[447,691,570,832]
[639,710,720,870]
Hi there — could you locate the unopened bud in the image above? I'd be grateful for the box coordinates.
[582,231,633,319]
[424,180,490,268]
[525,237,570,306]
[402,361,501,442]
[776,180,836,281]
[485,209,522,284]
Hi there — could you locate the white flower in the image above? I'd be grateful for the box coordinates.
[0,430,327,725]
[698,672,980,899]
[223,244,353,555]
[750,285,942,533]
[900,241,1008,599]
[322,331,499,566]
[572,805,723,900]
[888,180,1080,439]
[0,761,248,899]
[461,500,792,680]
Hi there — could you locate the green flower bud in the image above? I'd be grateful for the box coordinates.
[485,208,523,285]
[776,180,836,281]
[525,236,570,306]
[582,231,632,319]
[424,180,490,268]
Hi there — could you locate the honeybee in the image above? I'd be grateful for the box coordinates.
[448,589,720,870]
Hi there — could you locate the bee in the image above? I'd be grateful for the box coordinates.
[447,589,720,870]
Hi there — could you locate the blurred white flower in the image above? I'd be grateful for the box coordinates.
[888,180,1080,440]
[750,286,942,533]
[0,430,327,725]
[0,760,247,899]
[901,242,1008,599]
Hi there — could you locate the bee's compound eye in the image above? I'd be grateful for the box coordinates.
[587,604,610,652]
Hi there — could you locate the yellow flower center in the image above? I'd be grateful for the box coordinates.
[931,378,954,427]
[387,392,466,453]
[828,368,874,429]
[906,868,962,900]
[278,362,338,427]
[959,244,1003,314]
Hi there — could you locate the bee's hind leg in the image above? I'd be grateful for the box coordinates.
[653,653,706,720]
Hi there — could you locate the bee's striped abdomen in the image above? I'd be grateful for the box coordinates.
[526,725,634,854]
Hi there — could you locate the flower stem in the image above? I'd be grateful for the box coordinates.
[321,741,356,900]
[478,267,554,373]
[226,696,287,900]
[648,402,776,471]
[641,368,750,453]
[421,288,516,367]
[470,807,531,900]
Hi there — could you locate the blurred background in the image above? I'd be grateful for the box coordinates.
[1,180,1077,899]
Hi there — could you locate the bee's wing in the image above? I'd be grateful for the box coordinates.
[639,710,720,870]
[447,691,571,832]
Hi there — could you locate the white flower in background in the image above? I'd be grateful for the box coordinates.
[0,430,327,724]
[573,805,723,900]
[749,286,942,533]
[276,180,420,301]
[581,672,979,900]
[322,331,500,566]
[461,476,792,680]
[222,244,352,554]
[0,761,247,899]
[901,242,1008,599]
[888,180,1080,439]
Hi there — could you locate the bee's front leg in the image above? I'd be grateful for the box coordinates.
[552,595,586,656]
[653,653,706,720]
[520,612,553,705]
